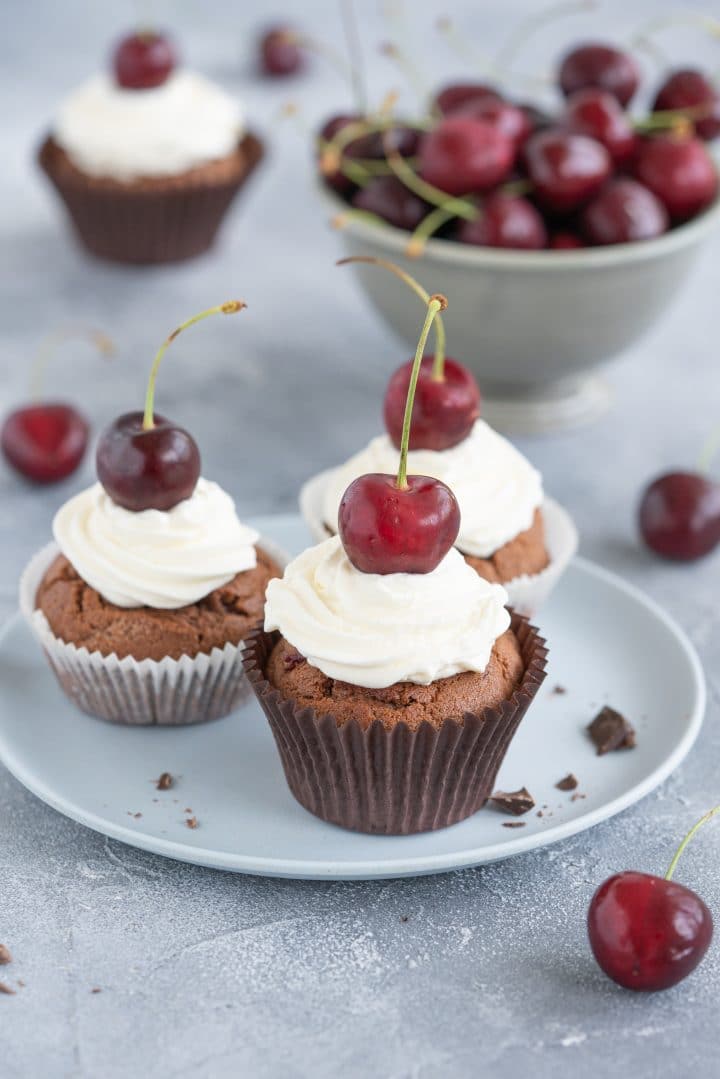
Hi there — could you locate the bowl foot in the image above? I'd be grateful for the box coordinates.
[482,375,612,435]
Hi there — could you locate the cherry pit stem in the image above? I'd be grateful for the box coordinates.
[665,805,720,881]
[396,294,448,490]
[30,326,113,400]
[337,256,447,377]
[142,301,245,431]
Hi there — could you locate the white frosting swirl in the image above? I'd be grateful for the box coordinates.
[264,536,510,688]
[321,420,543,558]
[53,71,244,180]
[53,479,259,609]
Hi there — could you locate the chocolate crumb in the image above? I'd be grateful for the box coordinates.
[133,812,142,819]
[282,649,306,672]
[571,792,587,802]
[555,773,579,792]
[0,982,15,996]
[156,772,174,791]
[552,685,567,695]
[0,945,11,965]
[490,787,535,816]
[502,821,526,828]
[185,816,199,830]
[536,810,544,818]
[16,980,25,989]
[91,987,102,994]
[400,915,409,923]
[588,706,636,755]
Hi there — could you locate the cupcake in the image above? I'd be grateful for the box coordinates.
[39,31,263,264]
[246,293,547,834]
[20,302,284,726]
[300,257,577,614]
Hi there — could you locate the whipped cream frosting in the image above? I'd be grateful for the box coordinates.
[264,536,510,688]
[54,71,245,180]
[321,420,543,558]
[53,479,258,609]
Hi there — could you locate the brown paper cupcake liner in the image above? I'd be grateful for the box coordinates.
[243,613,548,835]
[38,132,264,264]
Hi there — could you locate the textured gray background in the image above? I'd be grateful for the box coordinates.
[2,1,720,1076]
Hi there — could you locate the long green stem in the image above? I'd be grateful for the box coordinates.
[30,326,113,400]
[494,0,596,74]
[396,295,447,489]
[698,427,720,474]
[385,147,479,221]
[406,205,460,258]
[142,301,245,430]
[337,255,447,377]
[340,0,367,113]
[665,805,720,881]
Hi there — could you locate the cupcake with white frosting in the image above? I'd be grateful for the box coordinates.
[38,30,263,263]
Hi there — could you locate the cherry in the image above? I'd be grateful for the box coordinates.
[96,302,244,512]
[550,230,585,249]
[633,135,718,221]
[525,130,611,213]
[338,294,461,575]
[338,257,480,451]
[581,179,669,246]
[319,116,419,194]
[457,192,547,250]
[113,32,175,90]
[564,88,637,165]
[588,807,718,991]
[434,82,501,115]
[259,26,304,77]
[638,471,720,561]
[559,43,640,107]
[454,97,532,153]
[351,177,428,231]
[2,404,89,484]
[653,69,720,142]
[419,116,515,196]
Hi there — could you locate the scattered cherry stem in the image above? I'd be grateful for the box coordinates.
[30,326,113,400]
[665,804,720,881]
[396,294,448,490]
[142,301,245,431]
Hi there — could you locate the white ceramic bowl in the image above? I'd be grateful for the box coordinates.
[323,184,720,433]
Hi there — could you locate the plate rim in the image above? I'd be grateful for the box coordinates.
[0,517,706,880]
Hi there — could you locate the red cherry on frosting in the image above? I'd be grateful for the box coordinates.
[559,43,640,107]
[259,26,304,77]
[1,404,89,484]
[419,116,515,195]
[653,69,720,142]
[581,179,669,245]
[384,356,480,451]
[632,135,718,221]
[113,32,176,90]
[638,471,720,561]
[524,130,611,213]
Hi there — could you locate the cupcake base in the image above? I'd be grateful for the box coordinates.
[38,132,264,265]
[243,614,547,835]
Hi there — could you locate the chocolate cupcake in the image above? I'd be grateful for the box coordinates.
[39,31,263,264]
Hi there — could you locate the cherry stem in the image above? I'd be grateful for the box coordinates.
[665,805,720,881]
[30,326,114,400]
[396,295,448,490]
[493,0,597,75]
[697,425,720,474]
[435,16,494,78]
[406,204,460,258]
[336,255,447,377]
[633,12,720,45]
[284,30,360,92]
[385,146,479,221]
[636,105,713,134]
[340,0,367,114]
[142,301,245,431]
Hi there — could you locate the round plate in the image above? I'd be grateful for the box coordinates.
[0,514,705,880]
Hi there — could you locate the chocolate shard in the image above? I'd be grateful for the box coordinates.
[552,685,567,696]
[185,816,199,830]
[587,706,636,755]
[156,772,174,791]
[555,773,579,792]
[502,821,526,828]
[490,786,535,816]
[0,945,11,966]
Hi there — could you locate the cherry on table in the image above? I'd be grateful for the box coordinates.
[581,179,669,246]
[633,135,718,221]
[653,69,720,142]
[559,43,640,106]
[434,82,502,115]
[419,116,515,196]
[96,301,245,513]
[457,192,547,250]
[638,471,720,561]
[351,177,429,231]
[524,130,611,213]
[1,404,89,484]
[564,88,637,165]
[113,32,176,90]
[259,26,304,77]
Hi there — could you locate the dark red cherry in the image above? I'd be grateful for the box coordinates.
[559,43,640,107]
[633,135,718,221]
[338,473,460,574]
[581,179,669,245]
[653,69,720,142]
[454,98,532,152]
[638,471,720,561]
[525,130,611,213]
[457,192,547,249]
[550,230,585,249]
[384,356,480,451]
[565,88,637,164]
[259,26,303,77]
[352,176,428,231]
[1,403,89,484]
[113,32,175,90]
[588,871,713,991]
[348,126,420,160]
[96,411,200,513]
[419,117,514,195]
[434,82,501,115]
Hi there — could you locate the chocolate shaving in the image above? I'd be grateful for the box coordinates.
[91,987,102,994]
[156,772,174,791]
[502,821,526,828]
[555,773,579,792]
[0,982,15,995]
[552,685,567,695]
[587,706,636,755]
[185,816,199,830]
[0,945,11,966]
[490,787,535,816]
[283,649,306,672]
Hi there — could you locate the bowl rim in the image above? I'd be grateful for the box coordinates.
[319,179,720,271]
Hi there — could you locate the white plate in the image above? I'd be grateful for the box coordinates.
[0,514,705,880]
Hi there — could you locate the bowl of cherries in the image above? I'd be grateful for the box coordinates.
[317,39,720,433]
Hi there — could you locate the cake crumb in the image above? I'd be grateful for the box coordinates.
[588,706,636,754]
[0,945,11,965]
[490,787,535,816]
[502,821,526,829]
[552,685,567,696]
[91,987,102,994]
[185,816,199,830]
[155,772,174,791]
[556,773,579,792]
[571,792,587,802]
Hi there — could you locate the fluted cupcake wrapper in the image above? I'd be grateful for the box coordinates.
[19,538,288,727]
[38,133,264,265]
[243,614,548,835]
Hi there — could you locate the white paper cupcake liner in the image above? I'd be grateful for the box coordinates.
[19,538,288,727]
[299,468,577,617]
